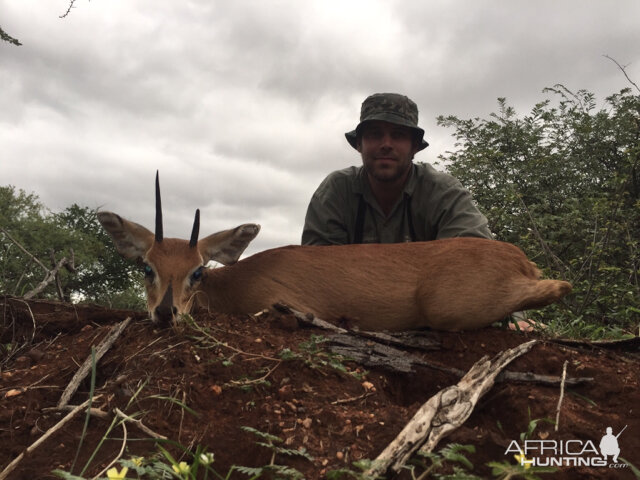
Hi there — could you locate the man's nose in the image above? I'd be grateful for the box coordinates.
[379,132,393,149]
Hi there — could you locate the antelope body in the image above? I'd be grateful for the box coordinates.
[98,176,572,331]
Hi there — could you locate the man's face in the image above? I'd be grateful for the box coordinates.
[357,121,418,183]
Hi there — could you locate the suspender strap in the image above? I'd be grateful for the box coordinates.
[354,195,367,244]
[406,196,417,242]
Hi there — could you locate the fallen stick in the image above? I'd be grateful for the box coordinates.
[284,305,591,384]
[497,369,590,387]
[328,335,592,386]
[554,360,569,432]
[0,396,98,480]
[366,340,538,477]
[274,304,347,333]
[42,405,110,420]
[40,405,167,439]
[281,304,441,351]
[58,317,132,408]
[331,392,375,405]
[114,408,167,440]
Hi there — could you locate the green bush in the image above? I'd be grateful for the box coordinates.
[437,85,640,335]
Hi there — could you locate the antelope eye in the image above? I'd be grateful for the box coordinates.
[143,264,154,278]
[191,266,204,282]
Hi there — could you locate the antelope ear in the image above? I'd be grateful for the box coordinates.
[199,224,260,265]
[97,211,155,261]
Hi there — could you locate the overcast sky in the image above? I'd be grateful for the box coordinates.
[1,0,639,256]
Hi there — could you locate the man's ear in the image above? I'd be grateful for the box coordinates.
[356,136,363,153]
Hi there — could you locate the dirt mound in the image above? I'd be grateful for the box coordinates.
[1,297,638,479]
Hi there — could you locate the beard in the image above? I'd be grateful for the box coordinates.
[363,156,413,183]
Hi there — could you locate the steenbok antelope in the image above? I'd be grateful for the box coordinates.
[98,174,572,331]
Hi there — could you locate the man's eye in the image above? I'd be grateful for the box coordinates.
[391,130,410,140]
[363,130,382,139]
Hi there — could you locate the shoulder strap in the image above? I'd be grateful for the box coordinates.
[406,196,417,242]
[354,195,367,244]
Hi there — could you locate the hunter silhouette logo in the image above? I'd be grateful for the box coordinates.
[599,425,626,463]
[505,424,629,469]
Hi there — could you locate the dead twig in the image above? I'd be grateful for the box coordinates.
[604,54,640,94]
[292,308,593,386]
[274,304,348,334]
[327,333,592,386]
[59,0,78,18]
[2,297,37,345]
[39,404,167,440]
[50,248,75,301]
[366,340,538,477]
[24,250,75,300]
[114,408,167,440]
[555,360,569,432]
[58,317,132,408]
[0,396,98,480]
[285,304,440,351]
[331,392,375,405]
[0,227,49,273]
[227,361,281,387]
[42,405,110,420]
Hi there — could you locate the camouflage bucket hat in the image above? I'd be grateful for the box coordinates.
[345,93,429,151]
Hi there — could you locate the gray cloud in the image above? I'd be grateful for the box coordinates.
[1,0,639,258]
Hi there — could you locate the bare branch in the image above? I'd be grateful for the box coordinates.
[23,251,76,300]
[0,397,98,480]
[114,408,168,440]
[554,360,569,432]
[367,341,538,476]
[604,55,640,94]
[0,227,49,273]
[58,317,132,408]
[59,0,78,19]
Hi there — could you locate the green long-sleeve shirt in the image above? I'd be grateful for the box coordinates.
[302,163,492,245]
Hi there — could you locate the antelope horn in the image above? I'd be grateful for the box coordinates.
[155,171,163,243]
[190,209,200,248]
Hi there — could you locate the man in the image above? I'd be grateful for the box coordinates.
[302,92,492,245]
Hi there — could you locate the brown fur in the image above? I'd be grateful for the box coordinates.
[200,239,571,331]
[98,211,572,331]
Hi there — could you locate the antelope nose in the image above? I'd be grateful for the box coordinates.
[154,283,177,324]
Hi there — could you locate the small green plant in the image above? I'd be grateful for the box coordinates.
[325,459,386,479]
[486,414,557,479]
[620,457,640,479]
[327,444,480,480]
[486,461,557,480]
[540,314,638,340]
[519,413,554,444]
[55,446,233,480]
[280,335,367,379]
[156,444,218,479]
[404,443,482,480]
[237,426,313,479]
